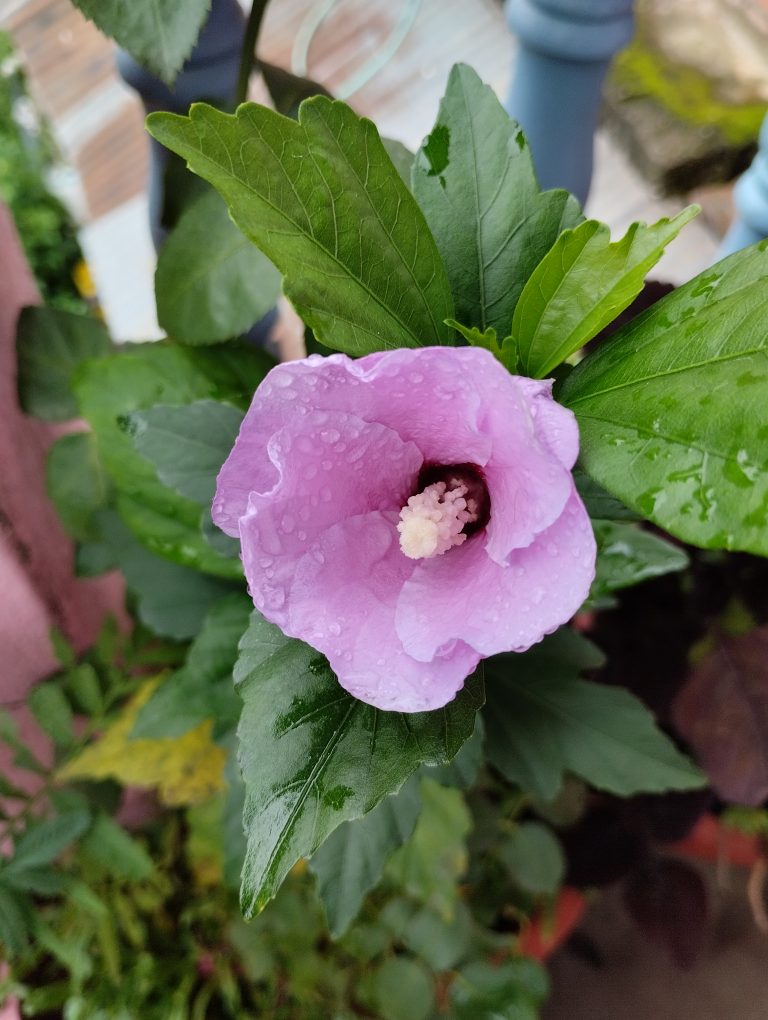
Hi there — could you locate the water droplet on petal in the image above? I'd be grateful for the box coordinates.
[281,513,295,534]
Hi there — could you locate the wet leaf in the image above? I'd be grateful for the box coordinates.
[234,613,483,917]
[560,242,768,556]
[589,521,689,605]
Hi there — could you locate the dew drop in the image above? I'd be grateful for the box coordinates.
[281,513,295,534]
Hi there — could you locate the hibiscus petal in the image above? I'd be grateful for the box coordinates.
[240,411,422,628]
[287,512,480,712]
[516,377,580,470]
[396,488,596,661]
[214,347,507,532]
[481,377,572,564]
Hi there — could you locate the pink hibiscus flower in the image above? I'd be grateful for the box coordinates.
[213,347,596,712]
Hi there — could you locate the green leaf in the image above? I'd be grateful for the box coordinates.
[0,774,28,801]
[80,814,154,881]
[451,959,549,1020]
[0,866,67,896]
[0,885,33,955]
[128,399,243,505]
[71,0,210,83]
[132,593,250,738]
[560,243,768,556]
[28,682,74,748]
[16,306,109,421]
[309,776,422,938]
[64,663,104,715]
[573,469,642,522]
[413,64,582,337]
[399,900,473,970]
[590,521,689,606]
[421,717,484,790]
[447,319,517,373]
[74,341,272,577]
[96,510,235,639]
[500,821,565,895]
[147,97,454,355]
[234,613,483,916]
[367,957,435,1020]
[9,810,90,870]
[382,137,414,186]
[156,190,281,346]
[484,636,705,801]
[515,208,698,378]
[0,711,47,775]
[386,778,471,917]
[46,432,110,541]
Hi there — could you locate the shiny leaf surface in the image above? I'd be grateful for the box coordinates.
[515,209,696,378]
[560,243,768,555]
[234,613,483,917]
[148,98,454,355]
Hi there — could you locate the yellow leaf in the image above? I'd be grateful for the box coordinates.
[59,678,226,806]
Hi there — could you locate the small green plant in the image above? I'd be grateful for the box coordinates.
[0,31,86,311]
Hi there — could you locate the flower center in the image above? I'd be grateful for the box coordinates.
[397,464,490,560]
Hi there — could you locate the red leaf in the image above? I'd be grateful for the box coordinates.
[672,629,768,806]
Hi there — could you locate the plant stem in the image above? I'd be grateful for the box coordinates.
[235,0,270,107]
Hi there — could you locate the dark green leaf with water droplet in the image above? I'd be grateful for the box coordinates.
[234,613,483,918]
[587,521,689,607]
[561,243,768,557]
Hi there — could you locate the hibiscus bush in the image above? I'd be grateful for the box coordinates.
[7,20,768,1017]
